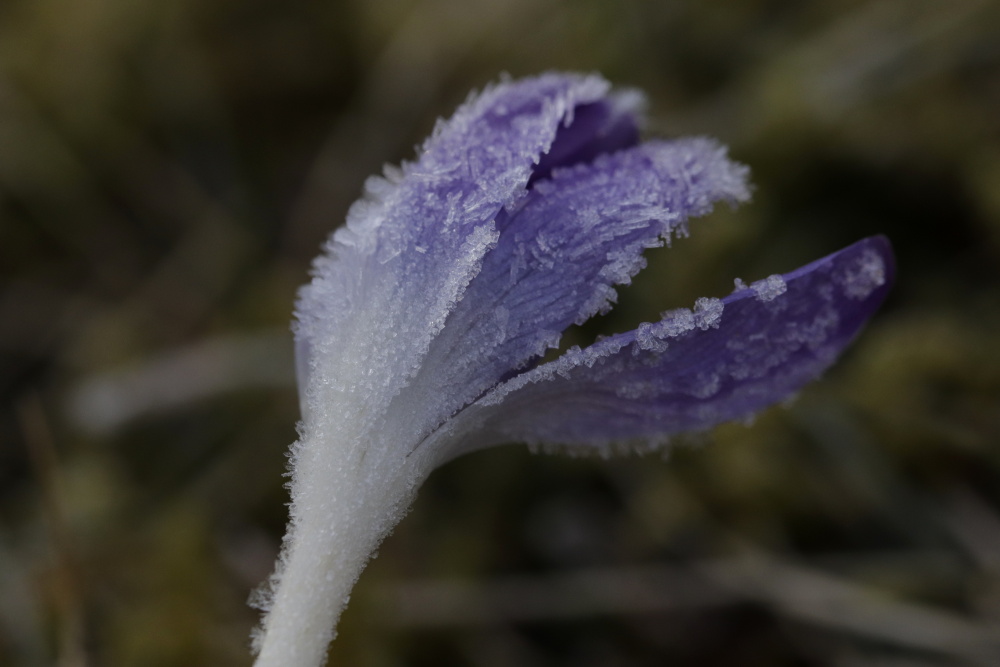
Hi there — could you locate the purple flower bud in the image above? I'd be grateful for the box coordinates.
[252,72,893,667]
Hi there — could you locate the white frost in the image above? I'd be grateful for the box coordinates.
[751,274,787,302]
[838,248,886,299]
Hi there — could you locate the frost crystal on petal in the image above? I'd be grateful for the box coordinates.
[751,274,787,302]
[693,297,725,329]
[837,246,887,299]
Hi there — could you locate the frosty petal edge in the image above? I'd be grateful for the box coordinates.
[457,235,894,453]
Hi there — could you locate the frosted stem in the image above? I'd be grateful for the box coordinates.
[253,531,361,666]
[253,429,427,667]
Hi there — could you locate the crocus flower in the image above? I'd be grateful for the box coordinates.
[251,72,893,667]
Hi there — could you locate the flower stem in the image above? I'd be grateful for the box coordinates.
[253,431,426,667]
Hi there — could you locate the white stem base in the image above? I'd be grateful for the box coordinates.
[252,431,429,667]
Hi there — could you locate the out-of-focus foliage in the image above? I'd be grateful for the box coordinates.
[1,0,998,665]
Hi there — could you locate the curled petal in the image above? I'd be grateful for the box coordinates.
[456,235,894,455]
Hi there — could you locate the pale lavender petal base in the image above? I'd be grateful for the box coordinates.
[465,235,894,451]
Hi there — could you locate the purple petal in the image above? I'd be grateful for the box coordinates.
[529,93,644,186]
[408,138,750,430]
[458,236,894,453]
[295,74,620,409]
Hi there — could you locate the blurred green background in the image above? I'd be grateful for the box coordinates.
[2,0,1000,665]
